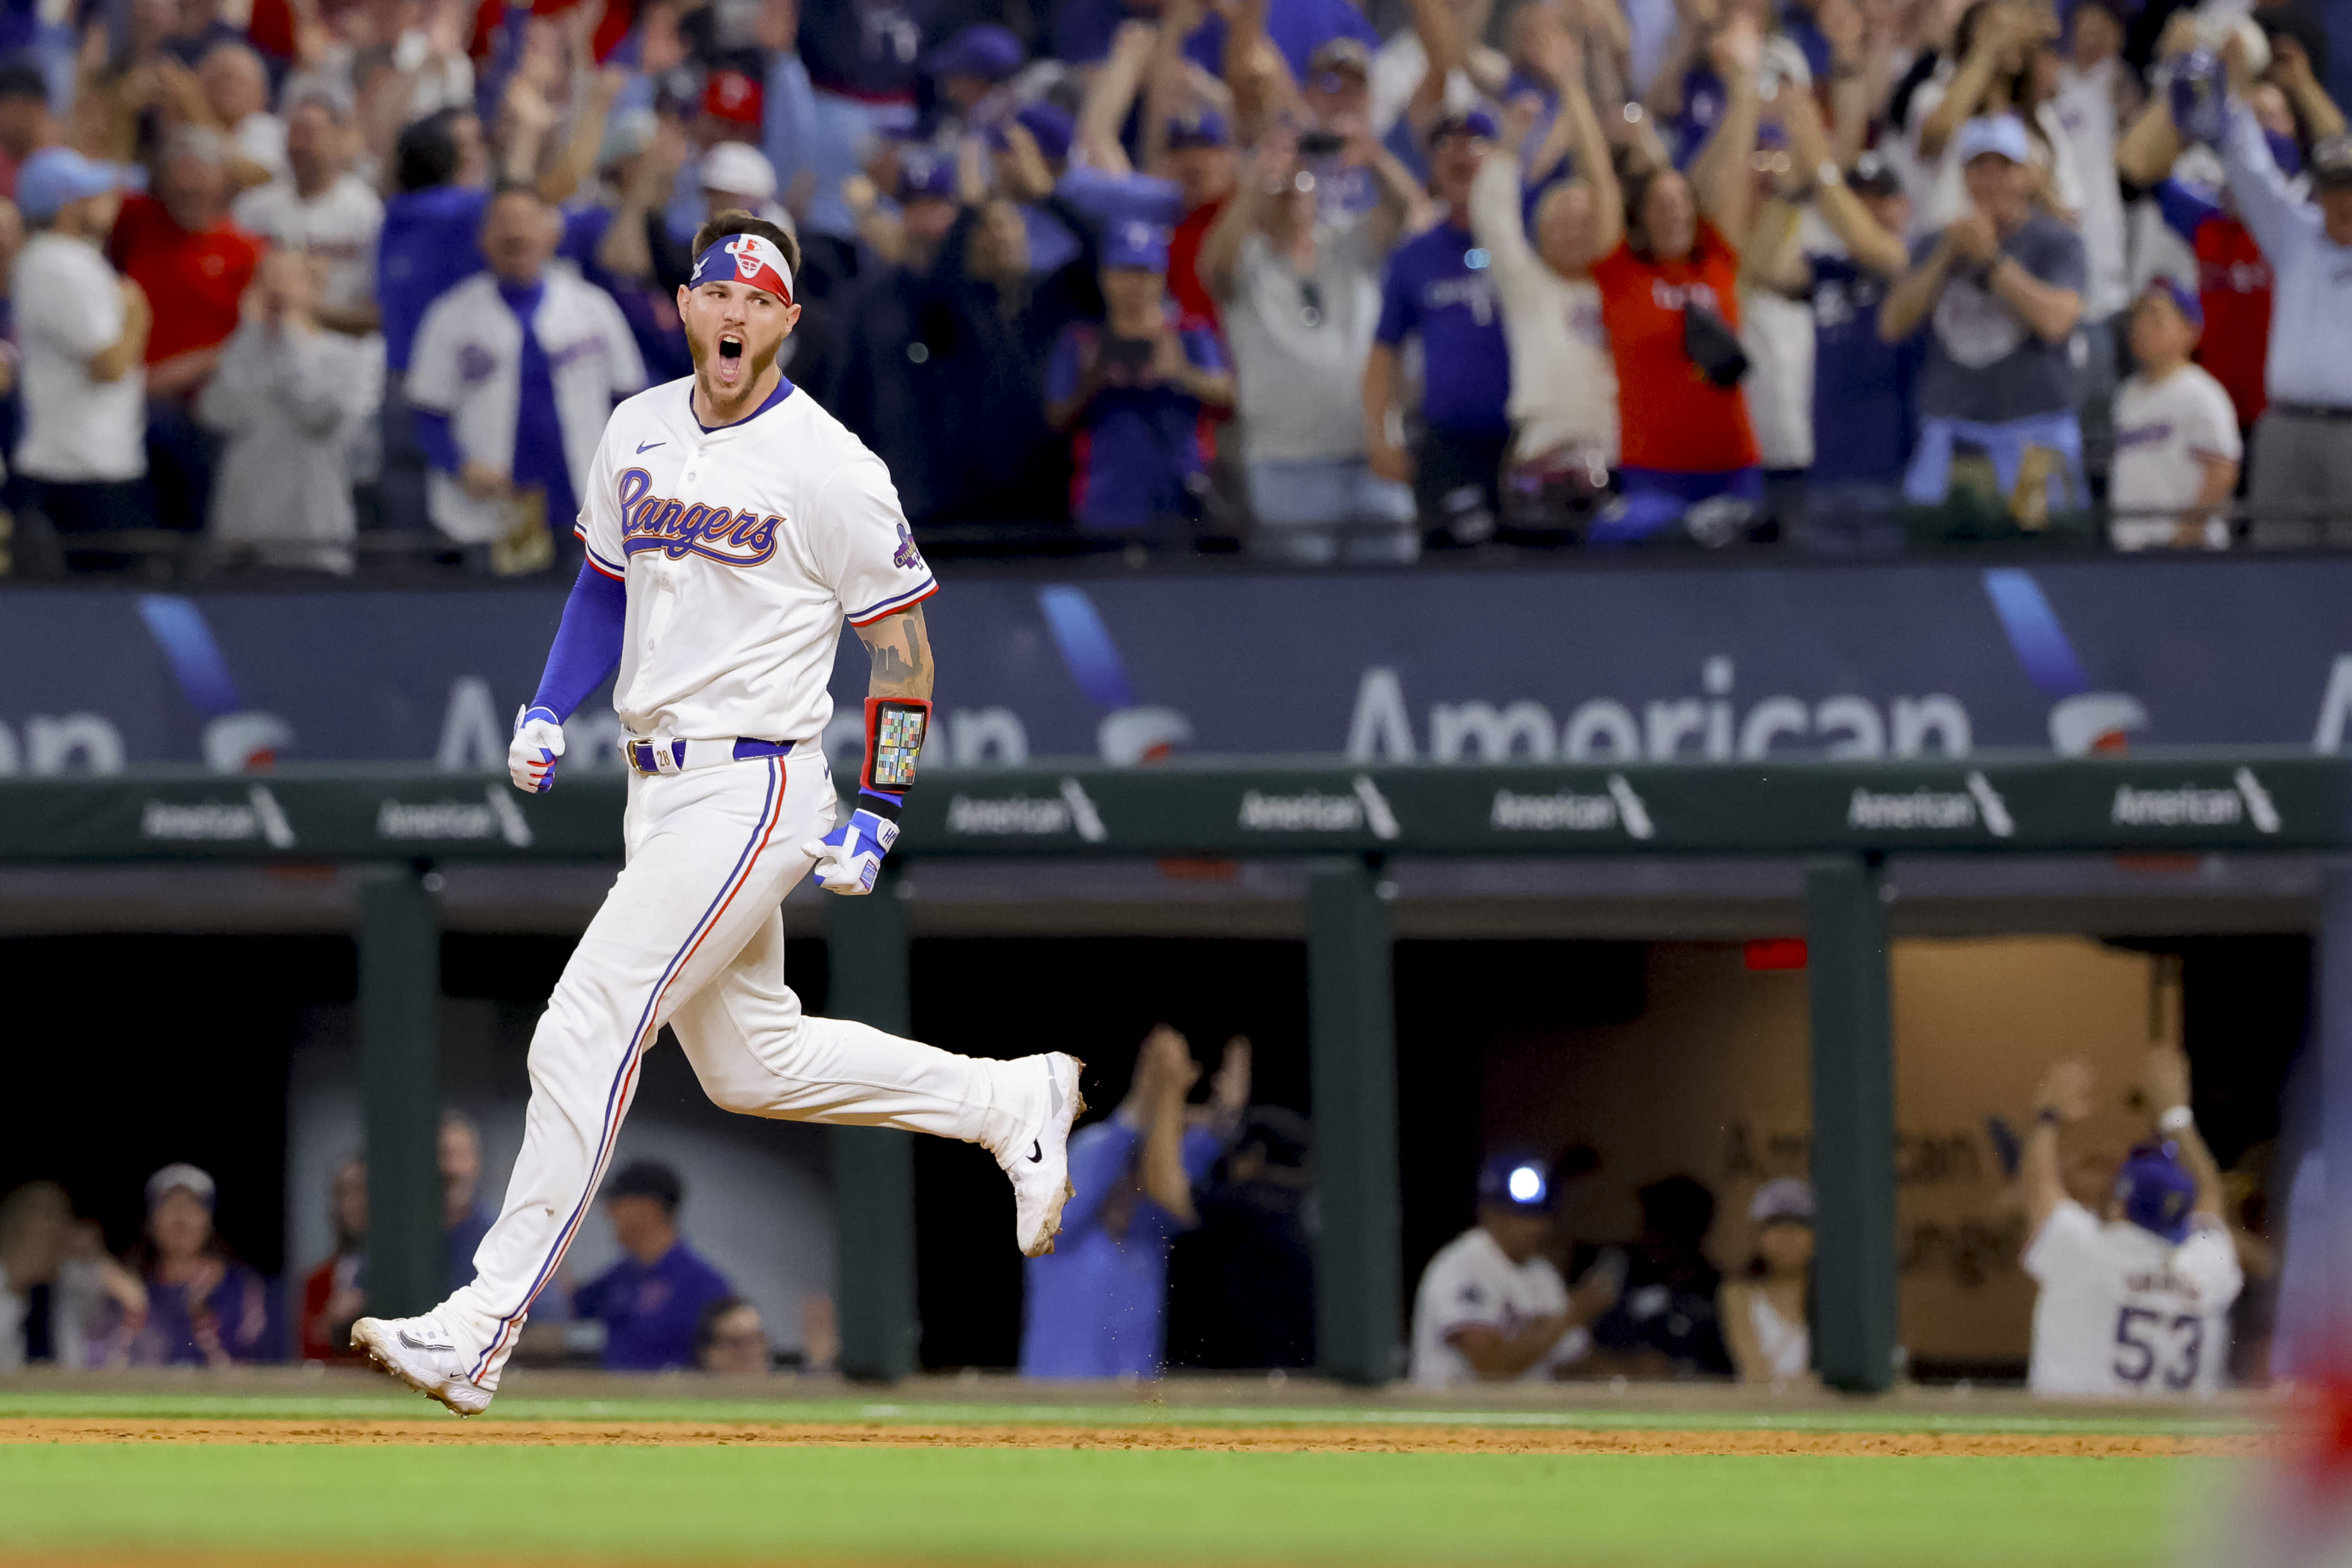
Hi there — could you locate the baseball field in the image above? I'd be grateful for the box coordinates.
[0,1375,2269,1567]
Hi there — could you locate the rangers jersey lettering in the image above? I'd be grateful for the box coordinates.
[575,376,937,746]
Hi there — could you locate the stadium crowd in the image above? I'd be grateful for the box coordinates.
[0,0,2341,574]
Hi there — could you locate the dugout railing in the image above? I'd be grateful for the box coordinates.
[5,751,2347,1392]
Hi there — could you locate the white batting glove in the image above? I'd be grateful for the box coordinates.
[803,806,900,895]
[510,705,565,793]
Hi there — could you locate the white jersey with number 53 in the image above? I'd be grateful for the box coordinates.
[2023,1199,2242,1397]
[574,377,938,747]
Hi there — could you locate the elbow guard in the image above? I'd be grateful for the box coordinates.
[856,696,932,820]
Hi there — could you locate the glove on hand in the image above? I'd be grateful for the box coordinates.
[804,803,901,894]
[510,705,565,793]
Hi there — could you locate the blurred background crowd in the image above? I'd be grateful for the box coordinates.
[0,0,2344,578]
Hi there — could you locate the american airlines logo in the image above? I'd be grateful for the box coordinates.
[944,779,1107,842]
[1845,772,2014,837]
[140,785,297,848]
[2110,769,2280,833]
[1489,776,1655,839]
[375,787,534,847]
[1237,776,1401,840]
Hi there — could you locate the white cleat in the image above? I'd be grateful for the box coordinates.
[1002,1053,1086,1257]
[351,1314,495,1417]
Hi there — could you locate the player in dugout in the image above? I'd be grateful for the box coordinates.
[1408,1154,1621,1388]
[2020,1042,2243,1396]
[1020,1026,1249,1378]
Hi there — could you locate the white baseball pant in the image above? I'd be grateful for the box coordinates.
[434,747,1044,1385]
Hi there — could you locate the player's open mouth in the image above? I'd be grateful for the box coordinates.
[714,333,745,384]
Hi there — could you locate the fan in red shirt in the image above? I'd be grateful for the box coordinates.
[1162,108,1238,333]
[1589,16,1766,543]
[108,126,263,528]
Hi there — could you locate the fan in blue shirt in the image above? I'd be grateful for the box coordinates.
[569,1161,736,1373]
[1368,110,1511,542]
[1021,1029,1248,1379]
[1045,220,1236,533]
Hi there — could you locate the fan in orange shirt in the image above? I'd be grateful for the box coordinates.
[1589,12,1768,544]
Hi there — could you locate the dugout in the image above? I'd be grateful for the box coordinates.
[1,752,2345,1390]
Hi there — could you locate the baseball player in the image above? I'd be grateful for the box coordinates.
[1407,1155,1618,1388]
[2020,1043,2242,1396]
[351,211,1084,1416]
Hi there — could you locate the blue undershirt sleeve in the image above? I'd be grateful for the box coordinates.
[413,407,462,474]
[530,562,628,721]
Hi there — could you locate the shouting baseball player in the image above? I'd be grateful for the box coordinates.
[351,212,1084,1416]
[2020,1042,2242,1397]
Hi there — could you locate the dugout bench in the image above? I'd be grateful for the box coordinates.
[5,751,2348,1392]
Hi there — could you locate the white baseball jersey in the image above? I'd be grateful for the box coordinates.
[408,266,646,544]
[232,172,385,316]
[1409,1226,1586,1389]
[574,375,937,746]
[2023,1199,2242,1397]
[2109,363,2242,550]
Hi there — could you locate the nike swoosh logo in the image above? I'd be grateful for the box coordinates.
[637,440,665,453]
[398,1330,456,1352]
[1027,1141,1042,1163]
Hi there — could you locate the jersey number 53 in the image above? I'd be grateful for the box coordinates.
[2113,1306,2204,1390]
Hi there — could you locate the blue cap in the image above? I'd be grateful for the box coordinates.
[1102,217,1170,271]
[17,145,130,223]
[926,24,1025,84]
[1429,106,1500,145]
[1477,1153,1554,1212]
[1014,100,1074,163]
[896,145,959,202]
[2115,1141,2197,1244]
[1955,114,2032,166]
[1167,106,1229,149]
[2141,274,2204,330]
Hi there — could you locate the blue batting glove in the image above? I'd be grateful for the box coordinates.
[803,799,902,895]
[509,705,565,794]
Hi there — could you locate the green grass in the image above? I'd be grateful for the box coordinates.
[0,1443,2198,1566]
[0,1390,2267,1437]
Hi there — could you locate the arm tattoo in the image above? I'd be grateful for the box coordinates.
[863,604,930,694]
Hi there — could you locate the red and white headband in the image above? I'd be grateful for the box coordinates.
[690,231,795,304]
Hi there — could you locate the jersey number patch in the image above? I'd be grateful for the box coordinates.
[2112,1306,2204,1390]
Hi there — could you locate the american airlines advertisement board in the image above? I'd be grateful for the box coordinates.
[3,556,2351,775]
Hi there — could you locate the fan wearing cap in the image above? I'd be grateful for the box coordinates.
[2019,1044,2242,1396]
[1880,114,2089,514]
[1046,217,1234,533]
[1198,120,1429,562]
[10,146,155,536]
[921,23,1025,132]
[568,1160,736,1372]
[1408,1155,1618,1388]
[121,1163,269,1367]
[2108,277,2241,550]
[1718,1178,1815,1385]
[1753,90,1921,515]
[1363,107,1512,545]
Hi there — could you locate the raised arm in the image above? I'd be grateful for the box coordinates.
[1136,1026,1203,1226]
[2143,1044,2224,1222]
[1077,19,1157,175]
[1778,89,1907,277]
[1915,6,2017,160]
[2271,35,2347,141]
[2022,1056,2095,1238]
[1199,132,1284,297]
[1689,14,1763,249]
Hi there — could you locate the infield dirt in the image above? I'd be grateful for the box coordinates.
[0,1415,2267,1458]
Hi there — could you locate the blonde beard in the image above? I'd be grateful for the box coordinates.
[687,327,786,414]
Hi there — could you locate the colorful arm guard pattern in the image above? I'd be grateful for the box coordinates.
[857,696,931,819]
